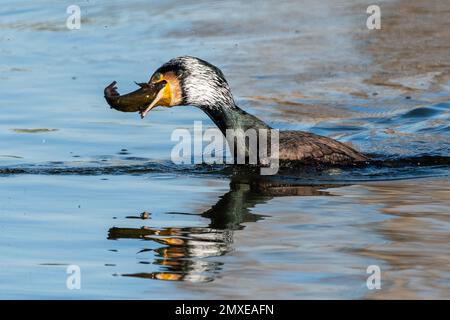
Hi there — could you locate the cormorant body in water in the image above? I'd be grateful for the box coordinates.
[105,56,368,166]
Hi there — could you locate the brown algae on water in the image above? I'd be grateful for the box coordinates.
[11,128,58,133]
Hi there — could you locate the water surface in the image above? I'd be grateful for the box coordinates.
[0,0,449,299]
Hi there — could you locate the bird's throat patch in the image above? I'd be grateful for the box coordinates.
[162,71,183,106]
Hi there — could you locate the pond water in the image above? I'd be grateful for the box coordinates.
[0,0,449,299]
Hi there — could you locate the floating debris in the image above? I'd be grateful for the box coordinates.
[11,128,58,133]
[126,211,151,220]
[141,211,151,219]
[0,155,23,159]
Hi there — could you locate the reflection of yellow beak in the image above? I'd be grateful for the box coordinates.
[155,273,183,281]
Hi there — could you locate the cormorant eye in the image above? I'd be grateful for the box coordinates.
[152,72,162,83]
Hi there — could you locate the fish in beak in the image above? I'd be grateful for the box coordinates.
[104,80,167,119]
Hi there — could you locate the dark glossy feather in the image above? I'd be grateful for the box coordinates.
[278,130,368,165]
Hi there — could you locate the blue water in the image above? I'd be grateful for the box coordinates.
[0,0,449,299]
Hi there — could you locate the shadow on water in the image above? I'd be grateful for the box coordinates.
[108,173,339,282]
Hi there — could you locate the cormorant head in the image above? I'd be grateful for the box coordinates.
[104,56,235,118]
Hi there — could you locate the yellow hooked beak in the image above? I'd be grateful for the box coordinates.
[140,73,173,118]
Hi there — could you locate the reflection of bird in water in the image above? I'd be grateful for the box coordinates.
[105,56,368,166]
[109,226,232,282]
[108,174,340,282]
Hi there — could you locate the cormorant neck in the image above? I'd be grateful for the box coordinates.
[199,103,271,135]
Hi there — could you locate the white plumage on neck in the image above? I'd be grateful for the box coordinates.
[165,56,236,109]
